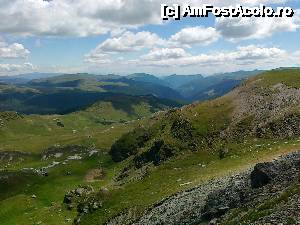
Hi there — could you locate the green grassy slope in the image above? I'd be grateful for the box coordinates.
[0,94,172,153]
[0,110,145,225]
[252,68,300,88]
[78,68,300,224]
[0,69,299,225]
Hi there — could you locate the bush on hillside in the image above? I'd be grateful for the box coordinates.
[134,139,177,168]
[109,128,150,162]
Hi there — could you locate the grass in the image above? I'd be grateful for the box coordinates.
[3,117,298,225]
[0,102,149,153]
[1,100,297,225]
[0,150,121,225]
[0,103,147,224]
[1,137,298,225]
[79,137,300,224]
[252,69,300,88]
[182,97,233,136]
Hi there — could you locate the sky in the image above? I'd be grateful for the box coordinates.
[0,0,300,76]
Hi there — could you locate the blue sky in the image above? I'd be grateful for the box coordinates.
[0,0,300,76]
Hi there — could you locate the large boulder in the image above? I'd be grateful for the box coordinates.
[250,162,276,188]
[251,153,300,189]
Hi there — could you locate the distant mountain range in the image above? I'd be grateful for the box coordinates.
[0,70,265,115]
[0,73,61,84]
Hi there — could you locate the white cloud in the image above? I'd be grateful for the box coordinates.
[138,45,286,67]
[95,31,165,53]
[0,41,30,59]
[83,5,300,66]
[83,44,300,75]
[0,0,296,37]
[0,0,163,37]
[170,27,220,46]
[75,0,162,26]
[87,27,219,61]
[216,10,300,40]
[84,31,166,63]
[141,48,191,61]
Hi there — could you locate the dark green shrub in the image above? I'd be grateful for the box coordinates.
[109,128,150,162]
[134,139,176,168]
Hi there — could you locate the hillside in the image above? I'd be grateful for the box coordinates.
[189,78,241,101]
[0,93,179,153]
[0,69,299,225]
[76,68,300,224]
[109,69,300,167]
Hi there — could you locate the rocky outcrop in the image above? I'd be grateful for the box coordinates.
[220,81,300,143]
[0,151,31,163]
[105,151,300,225]
[41,145,88,160]
[230,82,300,124]
[64,186,95,210]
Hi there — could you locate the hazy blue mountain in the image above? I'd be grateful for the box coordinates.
[190,78,241,101]
[28,73,184,101]
[0,73,61,84]
[126,73,169,86]
[162,74,204,89]
[176,70,264,101]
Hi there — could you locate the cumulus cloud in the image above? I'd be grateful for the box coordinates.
[0,0,297,37]
[138,45,286,67]
[0,0,163,37]
[84,5,300,65]
[84,31,166,63]
[0,0,112,37]
[84,44,300,74]
[75,0,162,26]
[170,27,220,46]
[85,27,219,63]
[141,48,191,61]
[216,10,300,40]
[0,41,30,59]
[95,31,165,53]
